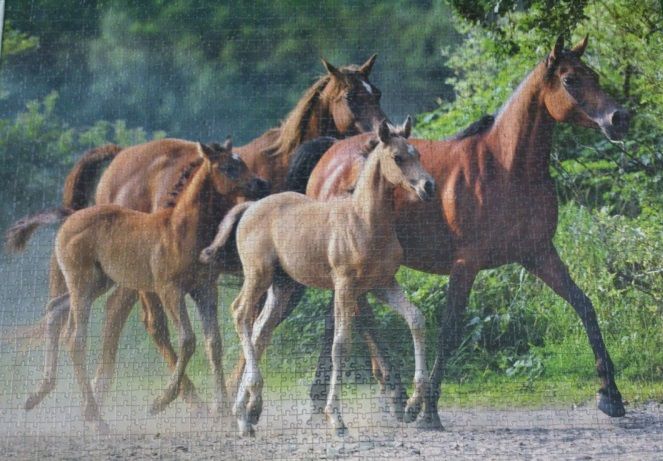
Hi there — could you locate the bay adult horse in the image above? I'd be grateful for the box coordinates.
[251,36,631,429]
[13,56,387,409]
[202,118,435,436]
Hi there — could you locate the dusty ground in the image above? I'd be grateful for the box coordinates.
[1,384,661,460]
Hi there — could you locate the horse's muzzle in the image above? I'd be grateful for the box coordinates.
[602,109,630,141]
[415,179,436,202]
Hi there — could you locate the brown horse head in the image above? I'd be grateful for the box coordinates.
[374,116,435,202]
[320,54,387,135]
[543,35,630,140]
[199,139,270,200]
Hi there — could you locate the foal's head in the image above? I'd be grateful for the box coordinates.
[542,35,630,141]
[320,54,387,135]
[200,139,270,200]
[373,117,435,202]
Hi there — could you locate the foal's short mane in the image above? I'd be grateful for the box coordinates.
[269,74,332,159]
[360,137,380,156]
[164,159,204,208]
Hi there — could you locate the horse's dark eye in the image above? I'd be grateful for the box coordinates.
[394,156,404,165]
[562,75,578,87]
[221,162,241,179]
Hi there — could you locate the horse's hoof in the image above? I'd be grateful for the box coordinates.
[334,424,348,437]
[199,248,213,264]
[247,395,263,425]
[415,412,445,431]
[237,420,255,438]
[306,411,326,428]
[403,400,422,424]
[24,394,41,411]
[378,391,406,422]
[597,391,626,417]
[92,419,111,435]
[149,399,167,415]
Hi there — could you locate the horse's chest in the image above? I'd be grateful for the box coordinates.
[331,235,402,284]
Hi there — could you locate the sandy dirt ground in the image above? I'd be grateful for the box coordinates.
[1,383,661,460]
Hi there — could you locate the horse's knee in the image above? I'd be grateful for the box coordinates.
[181,333,196,358]
[332,331,351,357]
[411,310,426,335]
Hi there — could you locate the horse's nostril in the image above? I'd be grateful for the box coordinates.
[424,181,435,196]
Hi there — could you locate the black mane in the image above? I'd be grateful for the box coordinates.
[285,136,338,194]
[452,114,495,140]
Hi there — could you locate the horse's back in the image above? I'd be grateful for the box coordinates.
[95,139,200,211]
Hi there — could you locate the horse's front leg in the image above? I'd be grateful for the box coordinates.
[356,295,407,420]
[149,286,195,415]
[310,293,407,421]
[138,291,202,408]
[190,282,228,417]
[523,245,625,417]
[325,280,355,437]
[373,280,428,424]
[230,277,304,396]
[422,260,478,430]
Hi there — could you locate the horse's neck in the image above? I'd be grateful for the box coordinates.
[489,62,555,180]
[351,153,396,231]
[171,164,217,246]
[309,99,339,140]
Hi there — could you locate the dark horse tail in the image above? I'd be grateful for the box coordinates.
[62,144,122,209]
[285,136,337,193]
[3,144,121,254]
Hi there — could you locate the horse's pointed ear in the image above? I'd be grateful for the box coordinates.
[401,116,412,139]
[378,119,391,144]
[223,136,233,152]
[571,34,588,57]
[358,54,377,77]
[548,35,565,68]
[198,143,214,160]
[322,58,344,81]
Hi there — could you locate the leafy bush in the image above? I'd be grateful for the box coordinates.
[0,92,164,227]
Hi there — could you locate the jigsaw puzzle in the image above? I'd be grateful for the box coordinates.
[1,1,661,459]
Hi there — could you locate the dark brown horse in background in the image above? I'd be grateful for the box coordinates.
[251,36,631,429]
[13,56,387,409]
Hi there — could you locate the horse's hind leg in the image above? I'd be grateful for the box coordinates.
[25,293,70,410]
[149,286,195,415]
[190,283,228,417]
[92,286,136,404]
[310,297,334,418]
[67,273,111,433]
[139,291,201,408]
[373,281,429,424]
[232,274,271,437]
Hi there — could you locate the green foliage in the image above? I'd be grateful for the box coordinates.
[0,92,164,227]
[2,0,459,141]
[0,23,39,59]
